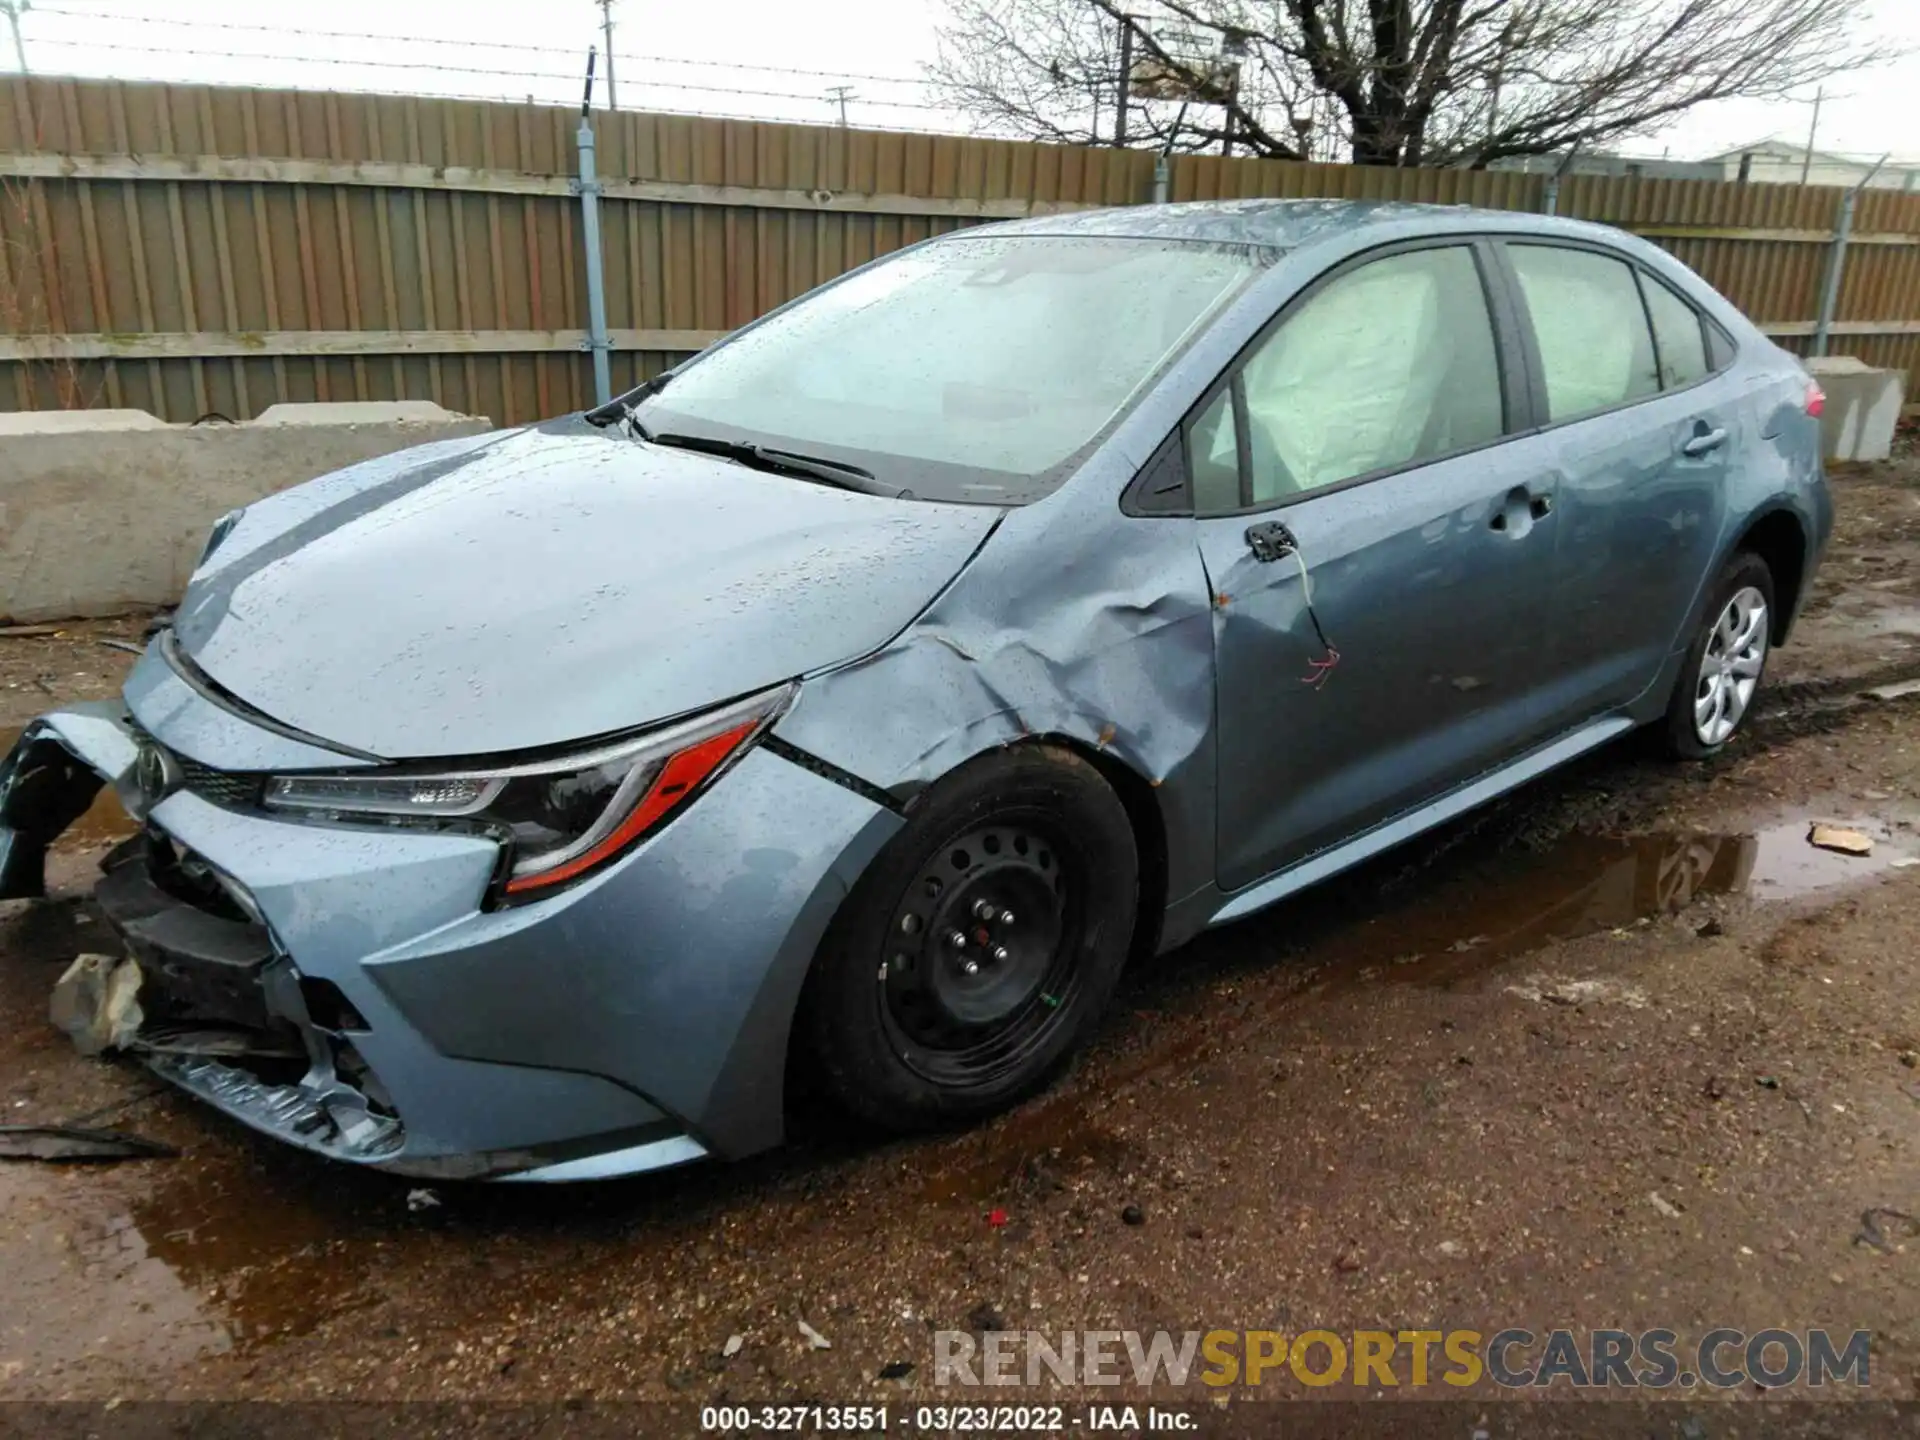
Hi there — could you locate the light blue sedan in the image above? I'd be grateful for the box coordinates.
[0,200,1829,1181]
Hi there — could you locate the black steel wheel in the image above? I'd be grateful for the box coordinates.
[802,746,1138,1131]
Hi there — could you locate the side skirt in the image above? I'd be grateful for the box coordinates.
[1208,717,1636,927]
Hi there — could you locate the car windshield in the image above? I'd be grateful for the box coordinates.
[630,234,1266,503]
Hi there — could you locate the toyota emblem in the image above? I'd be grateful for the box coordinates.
[135,741,181,808]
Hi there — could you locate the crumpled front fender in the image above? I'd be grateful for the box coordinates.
[0,703,139,898]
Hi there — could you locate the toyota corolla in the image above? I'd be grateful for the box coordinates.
[0,200,1829,1181]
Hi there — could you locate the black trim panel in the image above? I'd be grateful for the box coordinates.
[763,734,906,815]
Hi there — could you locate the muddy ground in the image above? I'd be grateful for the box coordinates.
[3,456,1920,1417]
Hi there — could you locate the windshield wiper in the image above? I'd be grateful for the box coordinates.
[586,368,676,440]
[648,432,907,498]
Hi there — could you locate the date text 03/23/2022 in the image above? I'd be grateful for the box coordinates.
[701,1405,1192,1432]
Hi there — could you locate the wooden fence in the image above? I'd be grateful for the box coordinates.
[3,74,1917,426]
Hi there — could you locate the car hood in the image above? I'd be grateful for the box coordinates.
[172,418,999,759]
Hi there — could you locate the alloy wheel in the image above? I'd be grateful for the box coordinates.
[1693,585,1768,747]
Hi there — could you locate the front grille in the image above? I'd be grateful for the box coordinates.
[127,721,264,812]
[177,753,264,810]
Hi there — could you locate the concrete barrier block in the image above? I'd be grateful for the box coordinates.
[0,409,170,434]
[1807,356,1905,463]
[0,405,493,623]
[252,401,464,426]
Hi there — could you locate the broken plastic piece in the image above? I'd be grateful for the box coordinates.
[49,953,144,1056]
[0,1124,177,1161]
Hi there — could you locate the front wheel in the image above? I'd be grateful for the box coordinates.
[800,745,1138,1132]
[1660,552,1775,760]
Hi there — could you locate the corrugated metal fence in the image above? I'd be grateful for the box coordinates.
[3,75,1917,426]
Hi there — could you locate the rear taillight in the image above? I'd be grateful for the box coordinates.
[1806,380,1825,418]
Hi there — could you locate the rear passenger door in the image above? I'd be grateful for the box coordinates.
[1496,242,1736,730]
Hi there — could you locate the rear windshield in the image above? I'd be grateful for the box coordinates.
[631,234,1266,503]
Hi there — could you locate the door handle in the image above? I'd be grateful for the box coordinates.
[1490,487,1552,534]
[1682,426,1728,458]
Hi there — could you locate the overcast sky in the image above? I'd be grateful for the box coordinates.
[7,0,1916,163]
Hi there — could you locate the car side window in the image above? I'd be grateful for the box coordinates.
[1639,273,1711,390]
[1222,246,1503,507]
[1188,387,1241,515]
[1508,244,1660,422]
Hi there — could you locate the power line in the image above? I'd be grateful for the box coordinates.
[27,36,952,109]
[26,3,933,86]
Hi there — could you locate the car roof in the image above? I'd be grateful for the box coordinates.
[982,197,1628,253]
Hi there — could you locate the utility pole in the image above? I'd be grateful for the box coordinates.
[826,85,854,127]
[598,0,617,110]
[1114,17,1132,147]
[1800,85,1823,186]
[1,0,29,76]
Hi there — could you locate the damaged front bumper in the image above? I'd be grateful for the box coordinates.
[0,655,898,1181]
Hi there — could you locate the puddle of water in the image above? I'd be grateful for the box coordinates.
[0,1163,232,1385]
[1745,815,1917,896]
[1299,816,1915,992]
[0,1131,391,1386]
[913,811,1920,1207]
[1818,593,1920,642]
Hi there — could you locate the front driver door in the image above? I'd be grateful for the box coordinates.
[1193,240,1565,895]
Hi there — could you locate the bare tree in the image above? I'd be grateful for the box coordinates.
[929,0,1886,167]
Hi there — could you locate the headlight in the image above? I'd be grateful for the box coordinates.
[263,685,792,899]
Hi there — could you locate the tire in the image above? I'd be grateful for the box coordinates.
[1660,551,1776,760]
[800,744,1138,1132]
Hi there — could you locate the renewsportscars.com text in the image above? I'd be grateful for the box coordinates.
[934,1327,1872,1390]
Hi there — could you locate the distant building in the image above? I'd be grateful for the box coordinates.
[1488,152,1725,182]
[1704,140,1920,190]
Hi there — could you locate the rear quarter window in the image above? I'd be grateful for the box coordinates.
[1640,274,1711,389]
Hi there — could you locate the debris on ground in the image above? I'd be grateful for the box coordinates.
[1861,678,1920,702]
[721,1335,744,1359]
[797,1318,832,1350]
[48,954,143,1056]
[0,1124,177,1161]
[1649,1192,1683,1219]
[878,1360,915,1380]
[405,1188,442,1212]
[1506,975,1649,1009]
[1121,1203,1146,1226]
[1855,1209,1919,1255]
[966,1303,1006,1331]
[1809,823,1875,856]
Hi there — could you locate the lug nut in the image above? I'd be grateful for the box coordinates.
[972,899,998,922]
[999,911,1016,927]
[947,929,968,949]
[962,958,980,976]
[991,945,1011,965]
